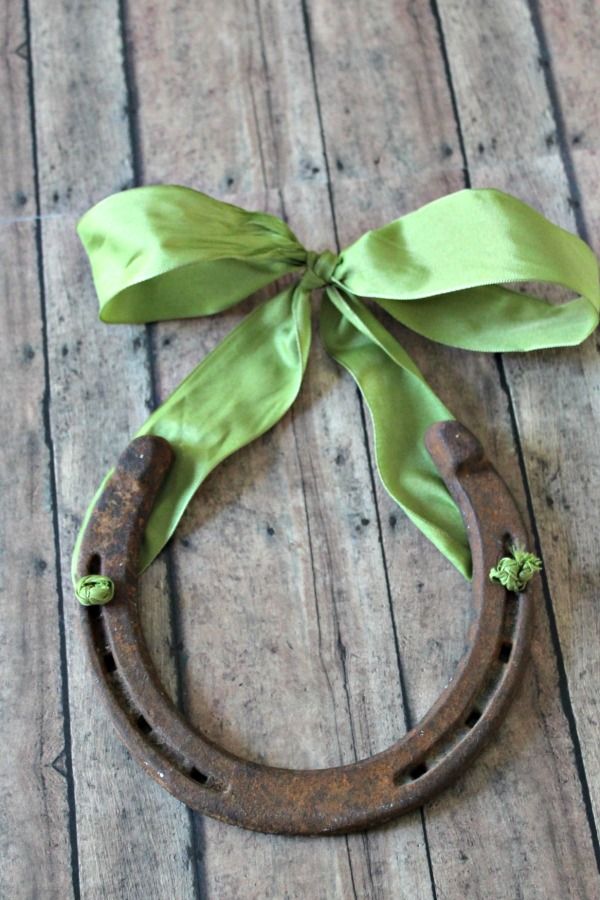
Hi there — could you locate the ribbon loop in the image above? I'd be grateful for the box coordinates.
[300,249,339,291]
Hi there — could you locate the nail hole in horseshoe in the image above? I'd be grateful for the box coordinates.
[103,651,117,674]
[409,762,428,780]
[137,714,152,734]
[86,552,102,574]
[189,767,209,785]
[503,594,519,636]
[499,642,512,663]
[465,708,482,728]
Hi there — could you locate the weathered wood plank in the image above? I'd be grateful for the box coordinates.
[27,0,196,896]
[530,0,600,823]
[535,0,600,239]
[0,3,73,897]
[439,0,600,843]
[15,0,599,896]
[126,0,437,896]
[119,0,600,896]
[309,0,600,896]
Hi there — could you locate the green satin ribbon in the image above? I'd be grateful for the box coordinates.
[72,186,599,584]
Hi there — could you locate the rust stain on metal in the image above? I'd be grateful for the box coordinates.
[75,423,534,835]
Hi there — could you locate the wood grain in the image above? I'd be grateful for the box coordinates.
[308,0,598,896]
[438,0,600,854]
[4,0,600,896]
[126,0,433,896]
[0,3,73,897]
[124,0,599,897]
[531,0,600,821]
[26,0,196,897]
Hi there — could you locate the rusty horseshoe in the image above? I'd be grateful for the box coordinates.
[75,420,533,835]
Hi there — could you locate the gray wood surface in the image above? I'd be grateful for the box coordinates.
[1,0,599,897]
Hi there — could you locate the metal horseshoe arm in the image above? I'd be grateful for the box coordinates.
[76,421,533,835]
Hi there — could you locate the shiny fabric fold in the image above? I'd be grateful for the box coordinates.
[72,185,600,582]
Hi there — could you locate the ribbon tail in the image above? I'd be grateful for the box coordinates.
[72,284,312,582]
[320,286,471,579]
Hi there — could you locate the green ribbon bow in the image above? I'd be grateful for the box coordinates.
[72,186,599,584]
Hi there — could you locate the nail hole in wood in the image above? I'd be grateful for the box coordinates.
[189,766,209,784]
[499,642,512,663]
[137,714,152,734]
[465,708,482,728]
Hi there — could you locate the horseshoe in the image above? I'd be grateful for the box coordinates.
[75,421,533,835]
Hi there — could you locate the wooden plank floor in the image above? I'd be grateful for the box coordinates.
[2,0,599,897]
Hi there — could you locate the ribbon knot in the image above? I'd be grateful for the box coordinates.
[72,184,599,588]
[300,249,339,291]
[489,546,543,593]
[75,574,115,606]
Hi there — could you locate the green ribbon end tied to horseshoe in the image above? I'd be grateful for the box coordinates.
[71,186,600,586]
